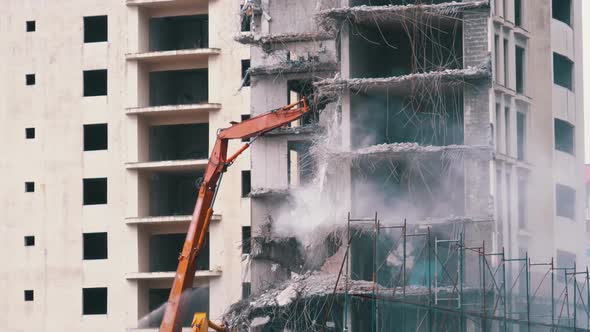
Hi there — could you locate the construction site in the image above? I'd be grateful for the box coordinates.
[0,0,587,331]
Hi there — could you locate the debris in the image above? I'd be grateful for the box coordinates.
[250,316,270,328]
[249,187,291,199]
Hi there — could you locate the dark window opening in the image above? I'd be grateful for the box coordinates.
[242,282,251,299]
[241,114,251,142]
[515,46,525,94]
[503,39,509,87]
[517,112,525,160]
[288,141,315,186]
[494,36,500,83]
[242,226,251,254]
[25,182,35,193]
[149,15,208,51]
[554,119,574,154]
[149,69,207,106]
[554,53,573,90]
[146,287,209,328]
[518,177,527,229]
[24,290,34,301]
[26,21,35,32]
[83,178,107,205]
[149,172,202,216]
[505,107,511,155]
[149,123,208,161]
[84,16,108,43]
[24,236,35,247]
[26,74,35,86]
[240,5,252,32]
[83,232,108,260]
[83,287,107,315]
[241,60,251,87]
[552,0,571,26]
[83,70,107,97]
[83,124,108,151]
[149,233,209,272]
[241,170,251,198]
[287,80,323,126]
[515,0,523,26]
[556,184,575,220]
[26,128,35,139]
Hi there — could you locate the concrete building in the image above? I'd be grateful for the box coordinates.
[241,0,587,324]
[0,0,250,331]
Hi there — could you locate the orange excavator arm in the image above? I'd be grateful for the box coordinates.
[160,98,309,332]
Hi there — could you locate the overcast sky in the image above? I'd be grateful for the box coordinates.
[583,2,590,162]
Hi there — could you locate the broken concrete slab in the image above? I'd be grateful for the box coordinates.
[317,0,490,28]
[314,66,491,96]
[249,60,339,77]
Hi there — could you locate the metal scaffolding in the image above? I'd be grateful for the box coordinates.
[339,212,590,332]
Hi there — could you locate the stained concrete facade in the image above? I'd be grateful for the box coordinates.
[245,0,587,300]
[0,0,250,331]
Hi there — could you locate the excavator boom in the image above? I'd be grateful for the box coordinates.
[160,98,309,332]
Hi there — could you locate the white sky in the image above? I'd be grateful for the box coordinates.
[583,1,590,162]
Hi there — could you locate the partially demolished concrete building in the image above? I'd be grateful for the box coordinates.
[234,0,587,331]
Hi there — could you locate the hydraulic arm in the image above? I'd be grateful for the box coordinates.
[160,98,309,332]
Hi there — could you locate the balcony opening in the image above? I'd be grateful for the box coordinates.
[149,69,208,106]
[149,15,208,52]
[553,53,573,90]
[83,69,107,97]
[556,184,575,220]
[83,288,107,315]
[351,157,465,219]
[552,0,571,26]
[149,123,208,161]
[83,178,107,205]
[149,233,209,272]
[146,287,209,328]
[494,35,500,83]
[242,226,251,254]
[149,171,202,216]
[83,232,108,260]
[288,141,315,187]
[240,5,252,32]
[351,90,463,148]
[84,16,108,43]
[515,46,525,94]
[554,119,574,154]
[83,123,108,151]
[349,17,462,78]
